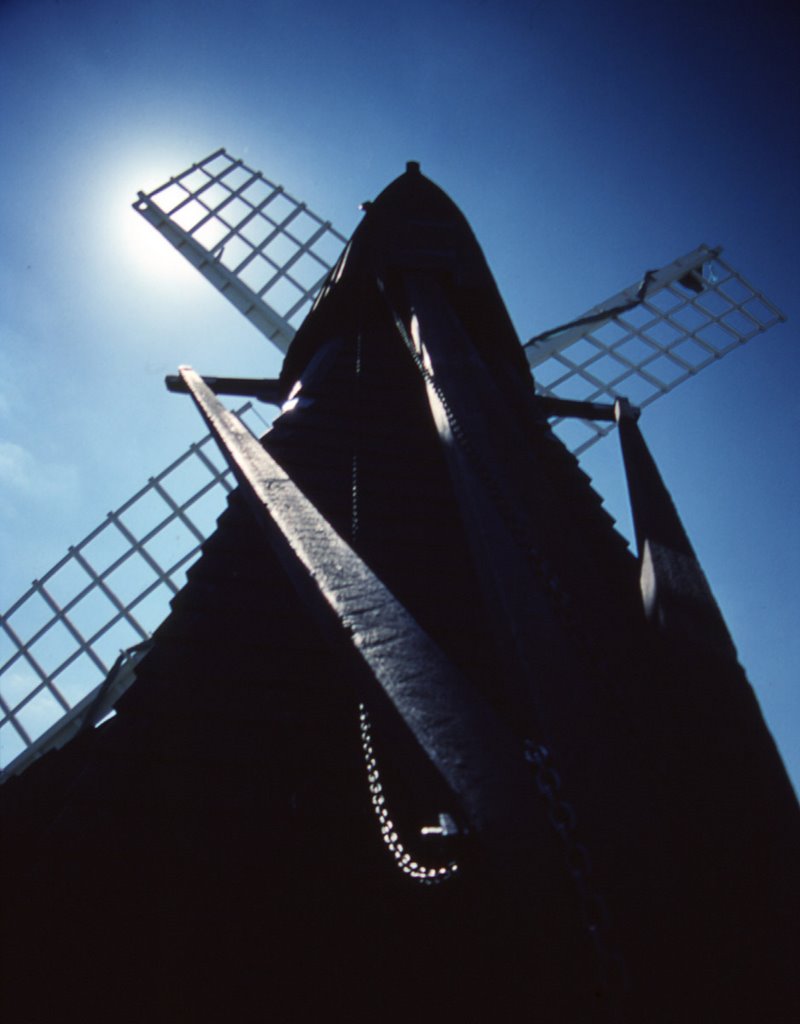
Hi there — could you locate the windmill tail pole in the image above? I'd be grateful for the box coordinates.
[175,365,565,887]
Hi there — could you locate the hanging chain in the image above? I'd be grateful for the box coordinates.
[359,703,459,885]
[378,281,571,618]
[524,741,628,1007]
[350,332,457,885]
[350,333,363,543]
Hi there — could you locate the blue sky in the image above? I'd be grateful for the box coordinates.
[1,0,798,789]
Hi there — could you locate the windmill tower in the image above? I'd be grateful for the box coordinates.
[2,153,798,1022]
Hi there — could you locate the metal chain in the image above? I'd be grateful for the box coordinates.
[359,703,459,885]
[350,333,362,543]
[524,741,628,1008]
[349,331,457,885]
[379,283,572,626]
[380,279,626,746]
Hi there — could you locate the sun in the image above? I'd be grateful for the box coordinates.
[121,191,204,287]
[92,141,214,290]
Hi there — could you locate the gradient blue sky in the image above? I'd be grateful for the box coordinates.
[1,0,798,789]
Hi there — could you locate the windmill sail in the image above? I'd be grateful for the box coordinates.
[527,245,785,453]
[0,405,265,777]
[133,149,348,351]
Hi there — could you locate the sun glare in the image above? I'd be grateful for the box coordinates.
[92,141,215,289]
[121,207,198,286]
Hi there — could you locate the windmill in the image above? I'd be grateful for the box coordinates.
[0,149,785,779]
[1,152,797,1022]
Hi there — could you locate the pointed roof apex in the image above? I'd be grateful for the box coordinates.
[406,160,421,174]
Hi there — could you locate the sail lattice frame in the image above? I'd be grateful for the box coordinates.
[0,405,264,777]
[528,245,786,453]
[134,149,348,351]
